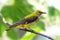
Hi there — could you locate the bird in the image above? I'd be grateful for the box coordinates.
[6,10,46,31]
[5,11,54,40]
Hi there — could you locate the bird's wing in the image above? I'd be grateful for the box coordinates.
[9,16,38,28]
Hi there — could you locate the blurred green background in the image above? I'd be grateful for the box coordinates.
[0,0,60,40]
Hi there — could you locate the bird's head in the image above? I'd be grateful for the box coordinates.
[36,10,46,16]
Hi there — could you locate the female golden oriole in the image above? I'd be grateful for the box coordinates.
[6,10,46,31]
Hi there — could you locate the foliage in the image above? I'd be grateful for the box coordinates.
[0,0,45,40]
[0,0,60,40]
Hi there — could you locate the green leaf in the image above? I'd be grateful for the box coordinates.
[7,30,18,40]
[20,26,41,40]
[40,15,45,19]
[36,21,45,30]
[55,36,60,40]
[48,6,56,25]
[55,9,60,17]
[1,0,34,23]
[0,18,8,37]
[48,6,56,17]
[1,0,34,40]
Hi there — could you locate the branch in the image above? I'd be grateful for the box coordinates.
[19,28,54,40]
[0,13,12,25]
[0,13,54,40]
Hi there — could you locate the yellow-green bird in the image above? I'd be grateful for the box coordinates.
[6,10,46,31]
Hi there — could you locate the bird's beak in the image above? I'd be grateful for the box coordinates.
[39,11,46,14]
[41,12,46,14]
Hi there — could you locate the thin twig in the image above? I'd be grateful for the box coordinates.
[0,13,12,25]
[20,28,54,40]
